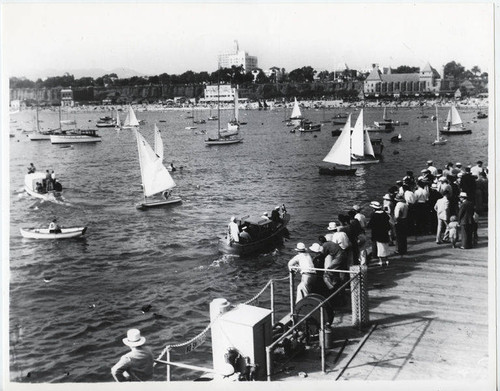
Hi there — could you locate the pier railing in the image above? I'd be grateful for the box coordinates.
[155,275,287,381]
[265,265,369,381]
[154,265,368,382]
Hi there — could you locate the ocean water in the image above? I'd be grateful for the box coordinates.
[8,104,488,382]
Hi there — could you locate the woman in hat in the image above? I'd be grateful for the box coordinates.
[111,329,154,382]
[367,201,391,266]
[394,194,409,255]
[288,243,317,302]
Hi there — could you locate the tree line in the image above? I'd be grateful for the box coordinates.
[10,61,487,90]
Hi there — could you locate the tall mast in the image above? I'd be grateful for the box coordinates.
[217,69,221,137]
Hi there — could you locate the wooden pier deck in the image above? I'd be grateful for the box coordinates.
[275,216,491,384]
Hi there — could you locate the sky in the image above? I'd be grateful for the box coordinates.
[1,2,494,79]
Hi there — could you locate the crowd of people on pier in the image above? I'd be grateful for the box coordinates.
[288,159,488,304]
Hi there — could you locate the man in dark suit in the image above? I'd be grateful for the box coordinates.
[460,166,477,204]
[458,192,475,249]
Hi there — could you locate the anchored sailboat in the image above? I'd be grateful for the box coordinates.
[29,106,55,141]
[432,106,447,146]
[227,88,240,131]
[122,105,140,129]
[441,105,472,135]
[205,80,243,145]
[289,97,303,126]
[115,110,121,130]
[135,126,181,209]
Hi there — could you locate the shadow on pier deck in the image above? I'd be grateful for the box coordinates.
[275,216,490,382]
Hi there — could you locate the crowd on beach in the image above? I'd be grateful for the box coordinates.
[288,159,488,304]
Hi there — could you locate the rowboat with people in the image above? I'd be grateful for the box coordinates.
[20,226,87,239]
[219,207,290,256]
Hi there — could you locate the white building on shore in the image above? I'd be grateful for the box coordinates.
[218,40,258,72]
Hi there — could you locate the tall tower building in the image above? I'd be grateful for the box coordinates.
[218,40,258,72]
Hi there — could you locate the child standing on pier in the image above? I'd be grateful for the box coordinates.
[446,216,459,248]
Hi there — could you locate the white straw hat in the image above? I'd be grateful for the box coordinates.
[123,329,146,347]
[295,242,306,251]
[309,243,323,253]
[327,222,338,231]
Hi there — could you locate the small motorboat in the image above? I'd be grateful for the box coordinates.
[219,211,291,256]
[20,226,87,239]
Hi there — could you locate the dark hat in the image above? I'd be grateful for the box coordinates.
[477,160,483,165]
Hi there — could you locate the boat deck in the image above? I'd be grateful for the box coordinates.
[274,216,490,383]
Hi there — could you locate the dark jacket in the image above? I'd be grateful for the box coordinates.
[367,211,391,242]
[458,199,475,225]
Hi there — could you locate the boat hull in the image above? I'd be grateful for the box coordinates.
[136,197,182,210]
[205,138,243,145]
[50,135,102,144]
[29,133,52,141]
[24,185,62,201]
[440,129,472,135]
[318,166,357,176]
[20,227,87,239]
[218,214,291,256]
[350,157,380,165]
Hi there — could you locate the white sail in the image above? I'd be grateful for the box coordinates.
[154,124,164,161]
[351,109,365,156]
[234,88,239,122]
[323,114,352,166]
[135,129,176,197]
[363,128,376,157]
[450,105,463,126]
[290,97,302,119]
[116,110,121,128]
[124,105,140,127]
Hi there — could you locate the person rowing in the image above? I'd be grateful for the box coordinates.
[48,219,62,234]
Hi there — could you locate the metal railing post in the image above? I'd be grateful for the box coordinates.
[266,346,272,381]
[270,279,275,326]
[289,270,295,321]
[320,306,325,374]
[166,348,171,381]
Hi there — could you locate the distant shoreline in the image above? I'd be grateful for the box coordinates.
[16,97,489,114]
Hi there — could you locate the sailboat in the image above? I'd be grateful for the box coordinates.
[319,115,357,176]
[205,81,243,146]
[29,106,54,141]
[289,97,303,126]
[122,105,140,129]
[135,126,181,209]
[432,106,447,146]
[441,105,472,135]
[115,110,121,130]
[50,106,101,144]
[227,88,240,131]
[350,109,379,165]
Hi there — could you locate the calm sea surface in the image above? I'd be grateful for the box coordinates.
[8,104,488,382]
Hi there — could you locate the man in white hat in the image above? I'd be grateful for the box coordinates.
[111,329,154,382]
[352,205,367,229]
[426,160,438,176]
[288,243,317,303]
